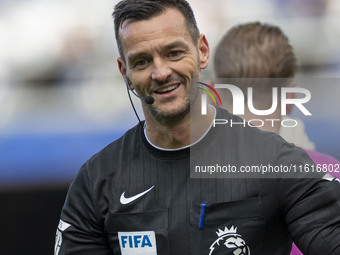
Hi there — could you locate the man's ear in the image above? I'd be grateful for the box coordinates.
[198,34,209,70]
[286,84,297,115]
[117,57,126,76]
[117,57,132,89]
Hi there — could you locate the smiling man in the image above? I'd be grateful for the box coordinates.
[116,6,211,147]
[55,1,340,254]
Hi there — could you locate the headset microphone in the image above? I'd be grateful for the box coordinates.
[125,76,154,105]
[124,75,155,128]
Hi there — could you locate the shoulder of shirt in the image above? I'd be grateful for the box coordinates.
[216,107,288,144]
[79,123,142,175]
[304,148,340,165]
[215,107,312,169]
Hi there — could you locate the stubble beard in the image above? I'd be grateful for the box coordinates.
[145,74,200,125]
[145,49,202,125]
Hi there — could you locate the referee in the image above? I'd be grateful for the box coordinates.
[55,1,340,254]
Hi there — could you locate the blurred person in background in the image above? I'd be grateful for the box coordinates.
[213,21,340,254]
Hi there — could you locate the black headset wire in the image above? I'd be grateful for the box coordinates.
[125,76,144,129]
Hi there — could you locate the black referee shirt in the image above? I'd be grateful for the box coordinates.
[56,108,340,255]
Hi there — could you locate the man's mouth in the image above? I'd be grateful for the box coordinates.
[155,83,180,94]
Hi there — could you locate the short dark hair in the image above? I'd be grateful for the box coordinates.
[214,22,297,79]
[112,0,200,62]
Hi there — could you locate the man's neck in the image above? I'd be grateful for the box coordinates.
[144,106,215,149]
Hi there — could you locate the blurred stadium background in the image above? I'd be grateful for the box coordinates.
[0,0,339,254]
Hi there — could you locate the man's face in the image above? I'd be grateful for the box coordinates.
[117,8,209,123]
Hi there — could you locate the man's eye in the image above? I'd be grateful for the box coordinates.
[167,51,183,59]
[134,59,149,68]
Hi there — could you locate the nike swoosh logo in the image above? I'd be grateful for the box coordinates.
[120,185,155,205]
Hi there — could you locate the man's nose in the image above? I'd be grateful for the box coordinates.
[151,58,172,82]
